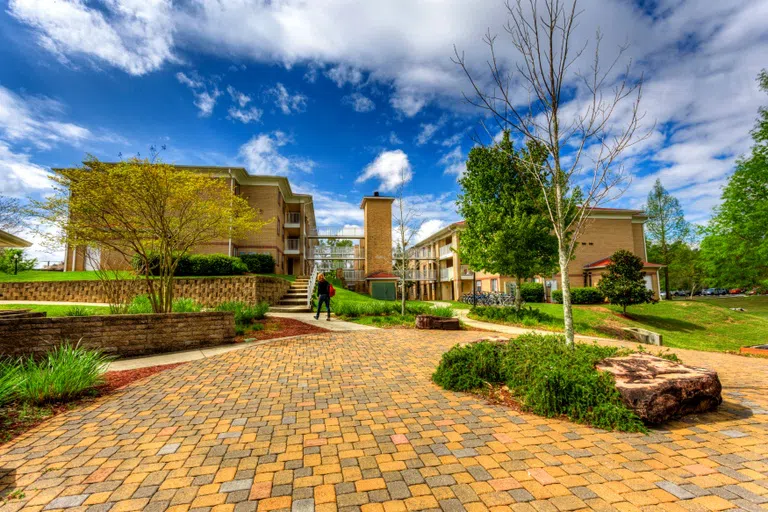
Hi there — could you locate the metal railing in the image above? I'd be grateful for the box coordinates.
[309,226,365,238]
[438,244,454,259]
[285,212,301,226]
[285,238,300,252]
[440,267,454,281]
[460,265,474,279]
[342,270,365,282]
[406,269,437,281]
[307,265,318,308]
[308,246,358,259]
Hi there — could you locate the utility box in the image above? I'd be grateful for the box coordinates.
[371,281,396,301]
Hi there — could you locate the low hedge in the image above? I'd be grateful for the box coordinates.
[432,334,646,432]
[551,287,605,304]
[470,306,552,326]
[132,252,248,277]
[240,253,276,274]
[520,283,545,303]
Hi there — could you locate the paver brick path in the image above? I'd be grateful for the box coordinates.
[2,330,768,512]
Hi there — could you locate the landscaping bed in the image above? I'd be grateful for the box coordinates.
[235,317,328,341]
[1,352,185,445]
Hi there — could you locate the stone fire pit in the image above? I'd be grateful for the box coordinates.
[416,315,460,330]
[596,353,722,424]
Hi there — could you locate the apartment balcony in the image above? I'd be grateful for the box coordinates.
[460,265,474,280]
[440,267,454,281]
[406,269,436,281]
[285,238,300,255]
[285,212,301,228]
[438,244,455,260]
[342,270,365,282]
[308,226,365,239]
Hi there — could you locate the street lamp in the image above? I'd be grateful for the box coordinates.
[13,253,19,275]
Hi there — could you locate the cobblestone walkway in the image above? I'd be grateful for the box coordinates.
[1,330,768,512]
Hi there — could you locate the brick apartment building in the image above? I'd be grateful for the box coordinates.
[64,165,317,276]
[407,208,662,301]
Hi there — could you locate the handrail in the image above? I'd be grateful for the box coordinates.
[307,264,318,308]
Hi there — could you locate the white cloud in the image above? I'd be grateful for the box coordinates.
[227,106,262,124]
[357,150,412,192]
[0,141,52,197]
[390,91,427,118]
[238,131,315,176]
[440,146,467,178]
[415,116,447,145]
[388,132,403,145]
[176,71,220,117]
[8,0,176,75]
[414,219,446,244]
[325,65,363,88]
[268,83,307,114]
[342,92,375,113]
[226,85,251,107]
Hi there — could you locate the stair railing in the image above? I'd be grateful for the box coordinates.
[307,264,318,309]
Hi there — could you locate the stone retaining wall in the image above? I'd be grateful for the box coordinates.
[0,275,291,306]
[0,312,236,359]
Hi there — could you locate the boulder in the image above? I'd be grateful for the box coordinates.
[416,315,460,330]
[596,354,722,424]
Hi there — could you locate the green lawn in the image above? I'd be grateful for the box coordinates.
[468,299,768,353]
[0,304,111,317]
[690,295,768,320]
[0,270,295,282]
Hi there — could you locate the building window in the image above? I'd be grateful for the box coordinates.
[491,279,498,292]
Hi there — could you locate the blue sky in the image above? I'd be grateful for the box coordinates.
[1,0,767,263]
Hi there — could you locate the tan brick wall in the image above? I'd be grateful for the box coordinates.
[363,198,394,275]
[0,312,235,359]
[632,222,647,261]
[0,276,290,306]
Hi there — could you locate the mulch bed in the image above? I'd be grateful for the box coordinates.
[235,316,329,342]
[1,362,186,446]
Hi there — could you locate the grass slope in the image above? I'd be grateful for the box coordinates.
[469,299,768,353]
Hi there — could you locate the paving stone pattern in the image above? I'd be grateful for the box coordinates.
[1,330,768,512]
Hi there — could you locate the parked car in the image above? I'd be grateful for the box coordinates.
[716,288,729,295]
[729,288,742,294]
[702,288,716,296]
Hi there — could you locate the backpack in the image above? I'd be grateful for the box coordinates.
[328,283,336,297]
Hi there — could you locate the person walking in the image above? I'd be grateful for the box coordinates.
[315,273,331,321]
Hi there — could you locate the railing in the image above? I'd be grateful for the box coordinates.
[285,238,300,253]
[308,246,358,259]
[307,265,318,308]
[342,270,365,282]
[285,212,301,226]
[438,244,454,259]
[406,269,437,281]
[460,265,474,279]
[440,267,454,281]
[309,226,365,238]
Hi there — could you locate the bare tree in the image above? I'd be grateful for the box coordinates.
[0,196,27,234]
[454,0,649,344]
[392,167,424,315]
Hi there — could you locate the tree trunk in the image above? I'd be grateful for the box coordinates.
[558,249,575,346]
[514,276,523,310]
[664,266,671,300]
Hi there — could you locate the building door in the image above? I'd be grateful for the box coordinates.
[85,247,100,271]
[643,275,653,291]
[287,258,294,275]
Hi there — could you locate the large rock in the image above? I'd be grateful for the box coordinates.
[416,315,460,330]
[596,354,722,424]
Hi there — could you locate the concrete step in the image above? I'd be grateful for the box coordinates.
[270,306,312,313]
[279,298,309,305]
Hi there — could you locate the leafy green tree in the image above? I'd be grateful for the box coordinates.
[457,131,558,309]
[0,249,36,274]
[644,179,690,299]
[700,70,768,287]
[597,250,654,315]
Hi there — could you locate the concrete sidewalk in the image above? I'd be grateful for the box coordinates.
[269,311,376,331]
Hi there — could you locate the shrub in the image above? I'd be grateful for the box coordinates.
[520,283,545,303]
[432,334,646,432]
[332,301,432,318]
[240,253,276,274]
[0,361,22,407]
[132,252,249,277]
[126,295,154,314]
[215,301,268,326]
[172,297,203,313]
[470,306,552,324]
[64,306,95,317]
[551,287,605,304]
[16,342,111,404]
[430,306,455,318]
[432,341,502,391]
